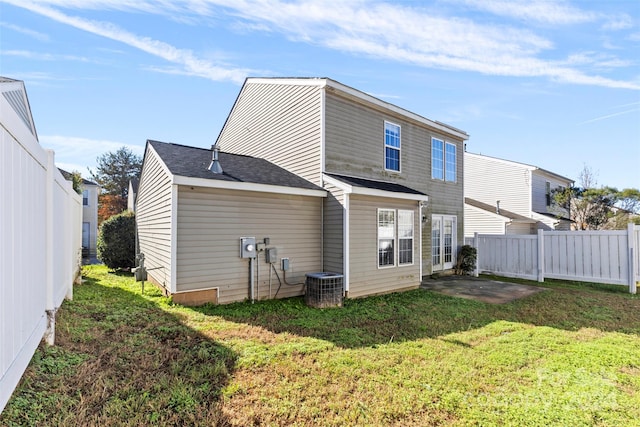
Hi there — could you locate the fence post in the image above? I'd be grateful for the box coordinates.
[537,228,544,283]
[44,150,56,345]
[629,223,637,294]
[473,232,479,277]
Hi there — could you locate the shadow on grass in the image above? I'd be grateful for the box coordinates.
[0,273,237,427]
[188,276,640,349]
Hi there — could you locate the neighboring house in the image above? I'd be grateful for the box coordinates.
[127,178,139,212]
[137,77,468,305]
[58,169,100,258]
[464,152,573,238]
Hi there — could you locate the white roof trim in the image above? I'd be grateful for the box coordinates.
[173,175,327,198]
[323,174,428,202]
[245,77,469,141]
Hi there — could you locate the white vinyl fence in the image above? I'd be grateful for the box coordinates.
[1,83,82,413]
[470,225,639,293]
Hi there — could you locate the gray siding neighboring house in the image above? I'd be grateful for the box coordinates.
[464,152,573,237]
[127,178,139,212]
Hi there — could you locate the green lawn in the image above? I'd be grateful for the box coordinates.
[2,265,639,426]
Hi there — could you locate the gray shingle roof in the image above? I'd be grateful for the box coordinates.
[325,173,426,196]
[148,140,323,191]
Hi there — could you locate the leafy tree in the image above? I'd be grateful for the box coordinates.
[553,165,640,230]
[90,146,142,199]
[90,146,142,221]
[70,171,83,195]
[97,211,136,270]
[98,194,126,224]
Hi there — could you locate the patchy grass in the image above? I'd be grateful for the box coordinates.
[2,266,639,426]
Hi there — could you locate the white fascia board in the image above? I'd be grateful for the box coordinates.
[246,77,328,87]
[173,175,327,198]
[323,174,428,202]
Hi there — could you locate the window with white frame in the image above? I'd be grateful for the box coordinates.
[384,121,400,172]
[432,138,456,182]
[445,143,456,182]
[82,189,89,206]
[398,210,414,265]
[378,209,395,267]
[378,209,414,267]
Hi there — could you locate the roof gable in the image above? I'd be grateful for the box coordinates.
[229,77,469,141]
[0,77,37,139]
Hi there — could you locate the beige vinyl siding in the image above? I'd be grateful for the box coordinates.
[348,195,420,298]
[216,82,323,185]
[323,183,345,274]
[465,153,531,216]
[176,186,322,304]
[464,204,506,237]
[324,91,465,276]
[136,148,173,289]
[324,92,430,185]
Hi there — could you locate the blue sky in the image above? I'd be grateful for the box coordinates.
[2,0,639,189]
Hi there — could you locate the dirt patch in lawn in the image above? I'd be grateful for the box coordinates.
[421,276,546,304]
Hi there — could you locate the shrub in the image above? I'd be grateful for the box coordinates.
[97,211,135,270]
[455,245,477,275]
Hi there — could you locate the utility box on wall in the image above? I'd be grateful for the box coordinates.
[240,237,256,258]
[266,247,277,264]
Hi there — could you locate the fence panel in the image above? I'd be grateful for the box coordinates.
[474,227,638,291]
[543,231,628,285]
[1,83,82,413]
[476,234,538,280]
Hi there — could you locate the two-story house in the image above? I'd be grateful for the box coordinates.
[136,77,468,305]
[464,152,573,238]
[58,169,100,259]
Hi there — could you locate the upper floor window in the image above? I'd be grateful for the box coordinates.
[82,189,89,206]
[445,143,456,182]
[545,181,551,207]
[384,121,400,172]
[432,138,456,182]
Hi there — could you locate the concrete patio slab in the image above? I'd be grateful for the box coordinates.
[421,276,546,304]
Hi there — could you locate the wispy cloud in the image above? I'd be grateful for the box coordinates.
[0,21,50,41]
[4,0,252,84]
[4,50,91,62]
[6,0,639,90]
[448,0,597,25]
[578,102,640,125]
